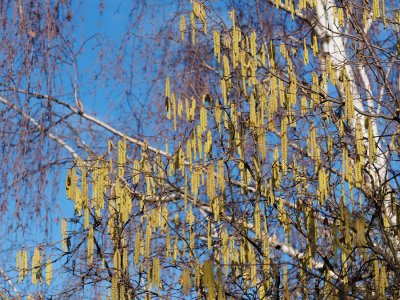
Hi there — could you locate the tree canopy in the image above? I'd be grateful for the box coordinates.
[2,0,400,299]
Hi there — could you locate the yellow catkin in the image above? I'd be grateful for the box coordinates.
[152,257,161,289]
[311,72,319,107]
[172,93,177,131]
[16,250,22,282]
[195,1,207,33]
[254,201,262,239]
[373,0,380,20]
[20,250,28,282]
[214,105,222,133]
[250,31,257,59]
[355,118,364,188]
[61,218,67,251]
[221,79,227,105]
[200,102,208,133]
[318,168,328,205]
[278,78,285,108]
[188,98,195,122]
[132,159,140,184]
[355,118,364,157]
[366,117,376,162]
[355,218,367,246]
[207,218,212,250]
[87,227,94,264]
[300,95,308,116]
[303,38,309,65]
[231,11,240,68]
[172,235,178,264]
[280,42,287,59]
[222,55,231,89]
[145,224,152,259]
[66,167,77,202]
[205,130,212,154]
[281,115,288,175]
[112,273,118,300]
[343,71,354,122]
[196,125,203,161]
[45,258,52,286]
[327,134,333,162]
[272,147,281,189]
[207,163,215,201]
[80,164,89,228]
[113,248,121,275]
[217,159,225,191]
[249,93,257,126]
[134,233,141,266]
[213,30,221,63]
[180,15,186,41]
[260,44,266,67]
[117,138,126,178]
[203,260,215,299]
[165,76,170,100]
[122,246,128,273]
[181,268,191,295]
[283,265,289,296]
[177,98,183,118]
[191,12,196,45]
[311,32,318,56]
[31,247,41,285]
[337,7,344,27]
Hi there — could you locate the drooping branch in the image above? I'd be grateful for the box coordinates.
[0,95,80,160]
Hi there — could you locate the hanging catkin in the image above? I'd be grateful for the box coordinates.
[172,93,177,131]
[190,12,196,45]
[134,233,141,266]
[231,10,240,68]
[151,257,161,289]
[222,55,231,89]
[300,96,308,116]
[213,30,221,63]
[366,117,376,162]
[145,223,152,259]
[318,168,328,205]
[117,138,126,178]
[87,227,94,264]
[165,76,170,101]
[181,268,191,295]
[372,0,380,20]
[281,114,288,175]
[250,31,257,59]
[61,218,68,251]
[355,118,364,187]
[45,258,52,286]
[66,167,77,202]
[203,260,216,299]
[343,72,354,122]
[16,250,28,283]
[250,93,257,126]
[180,15,186,41]
[31,247,41,285]
[206,163,215,201]
[303,38,309,65]
[272,147,281,188]
[355,218,367,246]
[254,201,262,239]
[112,273,118,300]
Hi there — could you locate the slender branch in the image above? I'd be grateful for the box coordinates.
[0,95,80,160]
[0,267,20,298]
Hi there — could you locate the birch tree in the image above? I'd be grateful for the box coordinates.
[4,0,400,299]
